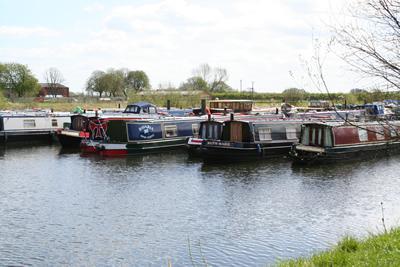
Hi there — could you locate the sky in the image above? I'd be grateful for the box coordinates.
[0,0,363,93]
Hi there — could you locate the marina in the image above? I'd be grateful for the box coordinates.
[1,101,399,266]
[2,0,400,264]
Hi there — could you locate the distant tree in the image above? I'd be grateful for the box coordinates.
[209,67,229,92]
[0,63,40,97]
[349,88,368,94]
[179,76,208,91]
[192,63,212,83]
[43,67,65,97]
[282,88,307,102]
[125,70,150,93]
[86,70,107,97]
[210,81,232,92]
[192,64,229,92]
[105,69,125,97]
[86,69,128,97]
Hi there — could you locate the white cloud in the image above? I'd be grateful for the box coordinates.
[0,26,59,38]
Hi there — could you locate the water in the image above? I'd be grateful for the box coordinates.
[1,145,400,266]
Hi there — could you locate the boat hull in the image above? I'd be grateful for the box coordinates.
[0,130,54,143]
[290,142,400,164]
[188,138,294,160]
[56,130,90,148]
[95,138,189,156]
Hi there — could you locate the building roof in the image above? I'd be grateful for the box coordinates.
[39,83,69,88]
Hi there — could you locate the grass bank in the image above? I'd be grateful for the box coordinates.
[279,228,400,266]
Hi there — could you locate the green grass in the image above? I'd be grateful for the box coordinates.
[278,228,400,267]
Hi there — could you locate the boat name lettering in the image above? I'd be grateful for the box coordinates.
[206,141,231,146]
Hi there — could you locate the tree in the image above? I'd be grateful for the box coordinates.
[44,67,65,97]
[282,88,307,102]
[209,67,229,92]
[349,88,368,94]
[0,63,40,97]
[334,0,400,90]
[179,76,208,91]
[192,63,212,83]
[105,69,125,97]
[125,70,150,92]
[86,70,107,97]
[192,64,230,92]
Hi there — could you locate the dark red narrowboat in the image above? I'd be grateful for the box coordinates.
[290,121,400,164]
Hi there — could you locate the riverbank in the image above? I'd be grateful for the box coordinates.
[279,228,400,266]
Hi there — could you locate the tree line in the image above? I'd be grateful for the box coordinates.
[85,69,150,98]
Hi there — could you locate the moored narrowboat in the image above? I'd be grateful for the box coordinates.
[0,111,70,143]
[93,117,204,156]
[57,102,166,148]
[289,121,400,164]
[188,116,303,159]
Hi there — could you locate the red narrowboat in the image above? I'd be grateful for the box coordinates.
[290,121,400,164]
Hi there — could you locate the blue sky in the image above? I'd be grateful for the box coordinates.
[0,0,362,93]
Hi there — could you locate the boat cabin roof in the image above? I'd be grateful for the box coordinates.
[302,120,400,128]
[126,101,156,109]
[208,99,254,103]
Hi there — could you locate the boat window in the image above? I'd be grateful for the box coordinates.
[23,119,36,128]
[301,126,310,145]
[318,128,322,144]
[200,123,221,140]
[286,127,297,140]
[201,124,207,139]
[148,107,157,114]
[375,127,385,140]
[124,105,140,114]
[324,128,332,147]
[311,128,316,144]
[358,128,368,142]
[258,127,272,141]
[52,119,58,127]
[390,127,398,138]
[192,124,199,136]
[164,125,178,138]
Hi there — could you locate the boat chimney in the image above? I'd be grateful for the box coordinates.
[167,100,171,110]
[201,99,206,115]
[208,114,211,121]
[95,110,98,117]
[230,113,234,121]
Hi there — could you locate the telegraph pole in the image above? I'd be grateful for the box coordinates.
[251,81,254,99]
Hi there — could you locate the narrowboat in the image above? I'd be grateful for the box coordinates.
[187,115,303,159]
[57,102,166,148]
[289,121,400,164]
[0,110,70,143]
[192,99,254,115]
[56,114,95,148]
[92,117,204,156]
